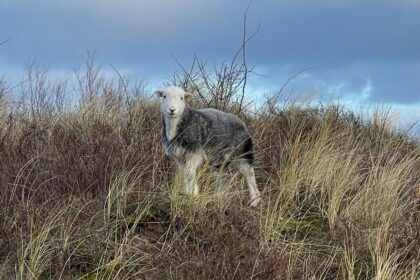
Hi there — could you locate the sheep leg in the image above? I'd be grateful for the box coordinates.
[216,173,229,193]
[214,154,233,193]
[235,162,261,207]
[180,153,203,196]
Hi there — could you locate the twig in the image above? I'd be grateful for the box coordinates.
[0,37,12,47]
[109,63,129,96]
[236,0,260,114]
[267,67,316,114]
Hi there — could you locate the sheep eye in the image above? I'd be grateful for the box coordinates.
[163,95,166,98]
[181,97,184,100]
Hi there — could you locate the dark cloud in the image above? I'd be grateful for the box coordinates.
[265,61,420,103]
[0,0,419,105]
[251,2,420,65]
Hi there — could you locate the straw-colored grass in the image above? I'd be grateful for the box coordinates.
[0,59,418,279]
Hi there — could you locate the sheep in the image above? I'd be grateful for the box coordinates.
[155,86,261,207]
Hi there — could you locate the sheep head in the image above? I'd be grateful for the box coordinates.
[155,86,191,118]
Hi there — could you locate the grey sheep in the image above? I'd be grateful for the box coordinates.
[155,86,261,206]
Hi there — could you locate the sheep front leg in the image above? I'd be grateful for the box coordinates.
[179,153,203,196]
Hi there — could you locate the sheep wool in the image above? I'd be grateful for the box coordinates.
[156,86,261,206]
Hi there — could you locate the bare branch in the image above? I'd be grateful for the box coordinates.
[109,63,129,96]
[0,36,12,47]
[237,0,258,114]
[266,67,316,115]
[169,1,258,113]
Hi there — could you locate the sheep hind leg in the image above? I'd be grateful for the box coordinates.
[234,161,261,207]
[216,173,229,193]
[214,162,230,193]
[180,153,204,196]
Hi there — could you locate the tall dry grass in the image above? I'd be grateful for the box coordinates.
[0,55,419,279]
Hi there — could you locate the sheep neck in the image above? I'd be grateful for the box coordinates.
[164,115,181,141]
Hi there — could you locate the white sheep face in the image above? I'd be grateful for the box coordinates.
[155,86,189,118]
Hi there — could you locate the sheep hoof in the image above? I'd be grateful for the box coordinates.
[180,187,191,196]
[180,185,199,196]
[250,196,261,207]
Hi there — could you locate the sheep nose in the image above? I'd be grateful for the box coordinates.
[169,108,176,114]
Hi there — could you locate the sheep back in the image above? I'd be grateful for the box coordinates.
[163,108,254,165]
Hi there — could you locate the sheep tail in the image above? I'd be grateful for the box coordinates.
[243,137,254,164]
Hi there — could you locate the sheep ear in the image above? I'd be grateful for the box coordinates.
[154,90,163,98]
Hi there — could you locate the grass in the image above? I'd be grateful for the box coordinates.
[0,59,419,279]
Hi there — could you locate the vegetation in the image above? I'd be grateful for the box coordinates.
[0,54,419,279]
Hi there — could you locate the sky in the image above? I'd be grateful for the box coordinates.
[0,0,419,131]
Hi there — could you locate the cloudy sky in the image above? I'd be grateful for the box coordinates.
[1,0,419,128]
